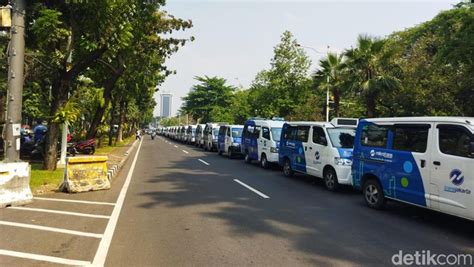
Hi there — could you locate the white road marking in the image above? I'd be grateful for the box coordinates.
[198,159,210,165]
[0,249,91,266]
[92,137,143,266]
[8,207,110,219]
[174,145,178,148]
[182,150,189,154]
[0,221,103,238]
[34,197,115,206]
[233,179,270,199]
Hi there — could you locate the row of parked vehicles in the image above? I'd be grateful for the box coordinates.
[158,116,474,221]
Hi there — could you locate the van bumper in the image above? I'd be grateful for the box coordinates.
[267,152,279,163]
[230,145,242,154]
[335,166,352,185]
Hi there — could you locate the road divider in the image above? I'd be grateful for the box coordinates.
[0,162,33,208]
[233,179,270,199]
[59,156,110,193]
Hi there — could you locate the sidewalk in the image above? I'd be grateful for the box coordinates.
[31,137,137,195]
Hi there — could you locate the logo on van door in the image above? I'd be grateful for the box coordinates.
[450,169,464,186]
[315,151,320,160]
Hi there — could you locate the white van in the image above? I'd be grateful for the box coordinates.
[241,119,286,168]
[352,117,474,220]
[279,118,359,191]
[203,123,220,151]
[195,124,206,147]
[186,125,197,144]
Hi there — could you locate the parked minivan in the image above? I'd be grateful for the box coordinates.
[241,118,286,168]
[186,125,197,144]
[352,117,474,220]
[217,125,244,158]
[203,123,220,151]
[279,118,358,191]
[195,124,206,147]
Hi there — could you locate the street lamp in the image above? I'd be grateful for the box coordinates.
[296,43,331,122]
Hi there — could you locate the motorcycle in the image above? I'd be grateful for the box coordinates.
[68,138,96,156]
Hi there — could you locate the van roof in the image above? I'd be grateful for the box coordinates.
[362,117,474,129]
[247,119,286,128]
[285,121,356,129]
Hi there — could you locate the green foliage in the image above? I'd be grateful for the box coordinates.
[248,31,313,118]
[181,76,236,123]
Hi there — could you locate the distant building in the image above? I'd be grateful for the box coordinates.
[160,93,172,118]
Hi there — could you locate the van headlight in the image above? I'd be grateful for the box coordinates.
[335,157,352,166]
[270,147,278,153]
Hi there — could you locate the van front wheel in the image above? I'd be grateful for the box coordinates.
[260,154,269,169]
[244,152,251,164]
[363,179,386,209]
[283,159,294,177]
[324,168,339,191]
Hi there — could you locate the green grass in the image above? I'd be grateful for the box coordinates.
[95,135,136,155]
[30,163,64,193]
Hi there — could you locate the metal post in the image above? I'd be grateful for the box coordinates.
[4,0,25,162]
[326,77,330,122]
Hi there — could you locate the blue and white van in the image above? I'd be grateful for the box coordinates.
[217,125,244,158]
[352,117,474,220]
[279,118,358,191]
[241,118,285,168]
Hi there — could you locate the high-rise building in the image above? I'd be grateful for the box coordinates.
[160,93,172,118]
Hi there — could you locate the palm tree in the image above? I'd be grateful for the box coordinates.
[345,35,399,118]
[314,52,346,117]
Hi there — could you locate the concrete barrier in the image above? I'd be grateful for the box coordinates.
[60,156,110,193]
[0,162,33,208]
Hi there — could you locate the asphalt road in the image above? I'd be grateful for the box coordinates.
[106,137,474,266]
[1,136,473,266]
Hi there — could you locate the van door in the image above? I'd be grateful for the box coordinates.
[259,127,271,160]
[225,127,231,153]
[306,126,329,177]
[431,124,474,219]
[294,126,310,173]
[391,124,432,208]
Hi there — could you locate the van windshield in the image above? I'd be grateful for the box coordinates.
[232,128,243,137]
[271,128,282,141]
[327,128,356,148]
[212,129,219,136]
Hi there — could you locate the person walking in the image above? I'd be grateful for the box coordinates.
[136,129,141,140]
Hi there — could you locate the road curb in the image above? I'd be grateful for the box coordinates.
[107,140,138,181]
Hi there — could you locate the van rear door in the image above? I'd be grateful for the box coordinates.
[431,124,474,219]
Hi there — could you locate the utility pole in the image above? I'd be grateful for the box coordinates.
[4,0,25,162]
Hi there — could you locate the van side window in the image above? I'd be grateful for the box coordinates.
[219,127,226,135]
[245,125,255,137]
[312,127,327,145]
[254,126,261,138]
[283,126,294,140]
[226,128,231,137]
[392,125,429,153]
[297,126,310,142]
[438,125,474,158]
[262,127,270,140]
[361,124,389,148]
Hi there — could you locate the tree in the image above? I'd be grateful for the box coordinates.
[313,52,347,118]
[181,76,236,123]
[248,31,313,118]
[345,35,399,118]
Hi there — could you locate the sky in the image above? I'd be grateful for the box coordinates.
[155,0,459,117]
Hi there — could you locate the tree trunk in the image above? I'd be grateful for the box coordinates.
[333,88,340,117]
[366,94,376,118]
[116,100,125,144]
[86,57,124,139]
[43,79,69,170]
[108,100,116,146]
